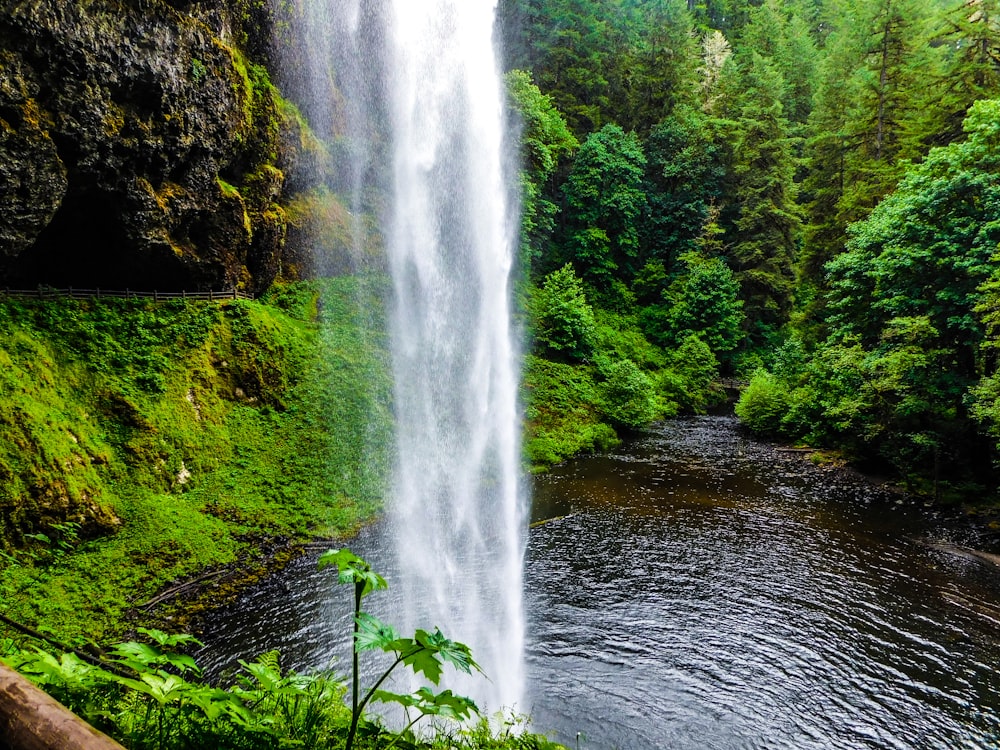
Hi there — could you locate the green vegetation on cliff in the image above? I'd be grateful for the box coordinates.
[501,0,1000,496]
[0,278,392,641]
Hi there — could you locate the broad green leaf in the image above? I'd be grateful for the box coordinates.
[318,548,388,597]
[413,629,480,674]
[354,612,400,652]
[372,687,479,721]
[137,627,203,649]
[109,641,164,667]
[399,644,444,685]
[411,687,479,720]
[371,689,420,708]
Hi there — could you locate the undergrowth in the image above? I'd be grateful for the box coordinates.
[0,277,393,641]
[0,554,566,750]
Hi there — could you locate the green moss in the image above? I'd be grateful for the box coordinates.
[522,355,620,471]
[0,277,392,641]
[216,177,241,199]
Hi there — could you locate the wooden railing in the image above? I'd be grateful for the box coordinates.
[717,378,749,391]
[0,288,253,301]
[0,664,126,750]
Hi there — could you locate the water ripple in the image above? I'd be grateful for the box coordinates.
[524,417,1000,749]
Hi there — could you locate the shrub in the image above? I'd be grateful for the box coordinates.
[530,264,596,361]
[599,358,661,429]
[734,368,790,436]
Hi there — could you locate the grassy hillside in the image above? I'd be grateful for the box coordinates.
[0,277,392,641]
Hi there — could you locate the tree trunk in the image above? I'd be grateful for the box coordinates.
[0,665,125,750]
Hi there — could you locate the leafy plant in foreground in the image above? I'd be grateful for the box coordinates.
[4,628,346,749]
[318,548,480,750]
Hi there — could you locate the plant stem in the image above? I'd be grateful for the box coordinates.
[346,579,364,750]
[382,714,424,750]
[357,653,407,716]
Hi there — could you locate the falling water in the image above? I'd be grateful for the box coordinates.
[383,1,526,714]
[273,0,525,714]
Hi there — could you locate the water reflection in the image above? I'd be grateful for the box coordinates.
[525,417,1000,749]
[200,417,1000,749]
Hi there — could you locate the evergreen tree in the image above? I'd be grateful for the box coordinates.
[608,0,701,133]
[499,0,612,133]
[560,124,648,291]
[505,70,578,279]
[724,52,801,339]
[641,106,728,265]
[921,0,1000,146]
[826,98,1000,368]
[838,0,934,217]
[800,21,867,279]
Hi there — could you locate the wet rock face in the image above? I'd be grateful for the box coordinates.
[0,0,290,294]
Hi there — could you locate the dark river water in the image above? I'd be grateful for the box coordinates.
[199,416,1000,749]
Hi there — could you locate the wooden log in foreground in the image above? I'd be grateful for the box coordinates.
[0,665,125,750]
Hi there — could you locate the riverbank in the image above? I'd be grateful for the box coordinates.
[192,415,1000,748]
[734,431,1000,557]
[0,277,392,644]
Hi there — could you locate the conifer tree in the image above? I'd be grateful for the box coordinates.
[920,0,1000,146]
[560,124,648,290]
[724,52,801,339]
[838,0,933,217]
[800,21,867,279]
[608,0,701,133]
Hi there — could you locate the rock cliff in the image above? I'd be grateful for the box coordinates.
[0,0,305,294]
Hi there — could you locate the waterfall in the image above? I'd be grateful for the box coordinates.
[275,0,526,715]
[384,1,526,714]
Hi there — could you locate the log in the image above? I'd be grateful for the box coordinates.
[0,665,125,750]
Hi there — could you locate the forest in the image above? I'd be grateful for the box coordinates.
[5,0,1000,747]
[503,0,1000,498]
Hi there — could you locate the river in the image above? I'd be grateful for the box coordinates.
[198,416,1000,749]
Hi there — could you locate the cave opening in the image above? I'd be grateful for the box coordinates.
[4,184,190,292]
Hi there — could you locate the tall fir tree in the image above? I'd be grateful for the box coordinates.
[838,0,934,217]
[919,0,1000,146]
[800,19,867,280]
[723,52,802,339]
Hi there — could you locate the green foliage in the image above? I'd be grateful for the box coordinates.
[506,70,579,281]
[502,0,1000,493]
[731,99,1000,490]
[724,50,801,337]
[0,277,392,641]
[597,358,662,429]
[734,368,792,437]
[322,548,482,750]
[560,124,647,289]
[4,633,349,750]
[640,106,728,263]
[641,252,745,365]
[530,264,596,361]
[660,335,723,414]
[3,592,564,750]
[522,356,619,470]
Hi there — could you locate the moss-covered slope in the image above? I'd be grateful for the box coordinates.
[0,278,392,640]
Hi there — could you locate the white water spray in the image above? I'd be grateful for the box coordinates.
[276,0,525,715]
[384,1,526,714]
